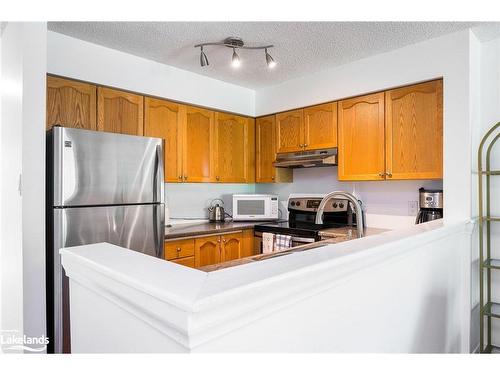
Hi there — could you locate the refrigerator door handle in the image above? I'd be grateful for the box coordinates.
[153,204,164,258]
[153,144,164,204]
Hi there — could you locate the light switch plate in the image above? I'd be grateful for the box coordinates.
[408,201,419,216]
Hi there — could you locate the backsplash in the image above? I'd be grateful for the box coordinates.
[165,167,443,219]
[255,167,443,216]
[165,183,256,219]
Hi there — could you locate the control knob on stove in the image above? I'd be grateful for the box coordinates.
[339,203,344,208]
[290,201,296,207]
[296,201,301,206]
[332,202,338,208]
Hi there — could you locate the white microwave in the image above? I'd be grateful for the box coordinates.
[232,194,279,221]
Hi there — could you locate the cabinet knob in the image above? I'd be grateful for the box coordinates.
[184,176,188,181]
[271,176,275,181]
[304,144,308,148]
[378,172,386,177]
[386,172,393,178]
[223,239,226,242]
[216,176,220,181]
[176,247,181,252]
[178,175,182,180]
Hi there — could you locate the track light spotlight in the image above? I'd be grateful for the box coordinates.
[265,48,276,69]
[231,48,241,68]
[200,46,209,67]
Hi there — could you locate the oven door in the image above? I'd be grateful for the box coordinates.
[254,231,316,254]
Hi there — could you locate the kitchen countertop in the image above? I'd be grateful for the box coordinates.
[164,220,279,240]
[199,226,390,272]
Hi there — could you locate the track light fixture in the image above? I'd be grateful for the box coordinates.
[194,37,276,69]
[265,48,276,69]
[231,47,241,68]
[200,46,209,67]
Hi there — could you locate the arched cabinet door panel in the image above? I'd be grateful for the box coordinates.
[338,92,385,181]
[97,87,144,136]
[46,76,97,131]
[385,80,443,180]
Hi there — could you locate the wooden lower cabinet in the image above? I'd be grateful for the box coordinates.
[194,235,221,268]
[165,230,254,269]
[221,232,243,262]
[170,256,195,268]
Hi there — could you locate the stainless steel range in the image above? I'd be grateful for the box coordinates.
[254,194,363,252]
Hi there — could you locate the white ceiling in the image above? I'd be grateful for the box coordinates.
[48,22,500,90]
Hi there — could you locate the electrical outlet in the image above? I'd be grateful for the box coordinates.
[408,201,419,216]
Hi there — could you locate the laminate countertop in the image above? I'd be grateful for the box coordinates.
[164,221,279,240]
[199,226,390,272]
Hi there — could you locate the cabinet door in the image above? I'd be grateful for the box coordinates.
[194,235,221,268]
[385,80,443,180]
[256,115,277,183]
[183,106,215,182]
[276,109,304,153]
[221,232,242,262]
[214,113,255,183]
[304,102,338,150]
[256,116,293,183]
[97,87,144,136]
[144,98,185,182]
[46,76,97,131]
[338,92,385,181]
[241,229,255,258]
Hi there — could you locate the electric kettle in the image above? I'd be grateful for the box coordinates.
[208,199,226,223]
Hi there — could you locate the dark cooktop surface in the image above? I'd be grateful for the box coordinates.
[254,221,346,238]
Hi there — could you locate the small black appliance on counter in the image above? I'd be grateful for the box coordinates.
[415,188,443,224]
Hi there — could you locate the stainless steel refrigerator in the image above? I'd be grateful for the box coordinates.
[46,126,165,353]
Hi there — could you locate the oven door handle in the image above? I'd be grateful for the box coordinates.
[290,236,316,243]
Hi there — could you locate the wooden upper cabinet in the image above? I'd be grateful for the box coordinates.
[338,92,385,181]
[221,232,242,262]
[256,115,293,183]
[276,109,304,153]
[184,106,215,182]
[303,102,338,150]
[144,98,185,182]
[385,80,443,180]
[46,76,97,131]
[256,115,277,182]
[194,235,221,268]
[97,87,144,136]
[214,113,255,183]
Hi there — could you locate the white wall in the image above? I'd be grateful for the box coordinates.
[47,31,255,116]
[256,30,473,224]
[0,22,47,353]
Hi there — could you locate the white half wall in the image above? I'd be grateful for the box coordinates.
[255,30,474,224]
[47,31,255,116]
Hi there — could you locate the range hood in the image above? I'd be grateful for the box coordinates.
[273,148,338,168]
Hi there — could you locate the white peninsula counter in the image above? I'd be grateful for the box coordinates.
[60,219,474,353]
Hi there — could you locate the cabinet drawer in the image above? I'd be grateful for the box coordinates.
[164,239,195,260]
[169,256,195,268]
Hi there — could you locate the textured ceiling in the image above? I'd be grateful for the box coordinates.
[48,22,497,89]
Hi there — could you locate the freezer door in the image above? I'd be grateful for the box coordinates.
[51,127,164,206]
[48,204,164,353]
